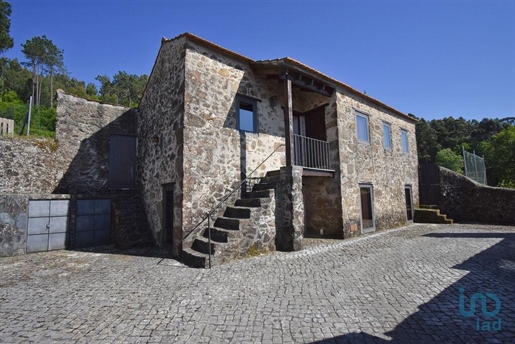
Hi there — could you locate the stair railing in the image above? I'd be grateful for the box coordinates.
[183,144,285,268]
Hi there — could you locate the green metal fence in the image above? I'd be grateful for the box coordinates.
[462,146,487,185]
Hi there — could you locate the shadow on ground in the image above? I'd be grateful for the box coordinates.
[311,231,515,343]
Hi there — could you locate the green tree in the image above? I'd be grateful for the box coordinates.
[0,1,13,54]
[96,71,148,107]
[435,148,464,173]
[21,36,47,105]
[43,39,64,107]
[415,117,440,164]
[484,126,515,187]
[21,35,64,107]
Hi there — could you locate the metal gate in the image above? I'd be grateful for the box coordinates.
[75,199,111,248]
[27,200,69,253]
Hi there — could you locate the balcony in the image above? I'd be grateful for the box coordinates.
[293,134,331,171]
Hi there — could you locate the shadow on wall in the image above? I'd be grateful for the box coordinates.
[311,231,515,343]
[53,107,153,249]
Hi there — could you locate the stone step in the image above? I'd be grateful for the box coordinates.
[235,198,261,208]
[266,170,280,177]
[214,217,241,230]
[244,190,272,199]
[414,208,453,224]
[202,227,238,242]
[224,206,251,219]
[252,183,275,191]
[192,236,222,254]
[260,176,280,184]
[182,247,208,268]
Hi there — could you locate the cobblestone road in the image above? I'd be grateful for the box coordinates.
[1,224,514,343]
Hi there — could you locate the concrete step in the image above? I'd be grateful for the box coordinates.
[214,217,241,230]
[192,236,222,254]
[182,247,208,268]
[224,206,251,219]
[235,198,261,208]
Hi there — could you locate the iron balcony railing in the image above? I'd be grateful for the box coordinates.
[293,134,331,170]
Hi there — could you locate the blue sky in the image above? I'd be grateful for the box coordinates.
[5,0,515,121]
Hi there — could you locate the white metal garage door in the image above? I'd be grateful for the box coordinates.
[27,200,69,253]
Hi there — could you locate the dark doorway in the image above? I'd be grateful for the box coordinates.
[405,186,414,221]
[360,185,375,233]
[163,184,174,247]
[304,106,327,141]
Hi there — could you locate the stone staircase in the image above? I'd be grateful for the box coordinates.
[181,171,280,268]
[414,206,453,224]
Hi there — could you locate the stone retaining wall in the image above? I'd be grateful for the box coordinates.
[0,91,153,254]
[435,167,515,225]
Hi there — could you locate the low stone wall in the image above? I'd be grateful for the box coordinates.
[420,166,515,225]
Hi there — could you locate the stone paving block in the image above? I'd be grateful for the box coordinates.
[0,224,514,343]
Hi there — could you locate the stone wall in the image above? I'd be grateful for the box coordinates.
[431,166,515,225]
[181,42,287,239]
[0,91,138,195]
[275,166,304,251]
[336,91,418,237]
[0,91,152,253]
[55,91,138,194]
[0,194,28,256]
[137,38,186,255]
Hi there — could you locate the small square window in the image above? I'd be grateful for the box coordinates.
[383,123,392,149]
[237,97,258,133]
[356,113,369,143]
[401,130,409,153]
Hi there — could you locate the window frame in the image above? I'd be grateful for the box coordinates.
[236,95,258,133]
[401,129,409,154]
[355,112,370,144]
[382,122,392,149]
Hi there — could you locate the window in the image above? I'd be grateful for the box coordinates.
[401,130,409,153]
[237,96,258,133]
[383,123,392,149]
[356,113,369,143]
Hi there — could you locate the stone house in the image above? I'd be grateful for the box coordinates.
[137,33,419,266]
[0,32,418,265]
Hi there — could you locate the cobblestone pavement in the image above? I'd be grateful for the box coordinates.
[1,223,514,343]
